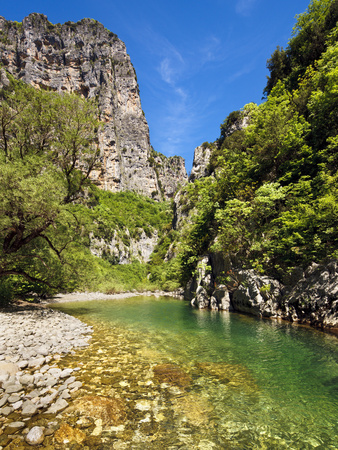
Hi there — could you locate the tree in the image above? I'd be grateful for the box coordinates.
[263,47,291,98]
[264,0,338,96]
[0,73,101,292]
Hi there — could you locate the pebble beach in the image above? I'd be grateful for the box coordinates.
[0,303,93,447]
[0,291,183,447]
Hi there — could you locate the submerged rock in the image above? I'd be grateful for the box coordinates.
[25,426,45,446]
[54,423,86,445]
[196,362,258,393]
[153,364,192,388]
[5,421,25,433]
[70,395,126,427]
[172,392,214,427]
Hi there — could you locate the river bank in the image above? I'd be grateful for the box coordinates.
[47,289,184,303]
[0,290,182,447]
[0,304,94,447]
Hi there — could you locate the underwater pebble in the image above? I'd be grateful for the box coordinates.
[25,426,45,446]
[135,400,152,411]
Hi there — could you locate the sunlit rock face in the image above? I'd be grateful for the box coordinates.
[189,145,212,182]
[0,13,187,199]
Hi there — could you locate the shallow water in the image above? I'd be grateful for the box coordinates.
[54,296,338,449]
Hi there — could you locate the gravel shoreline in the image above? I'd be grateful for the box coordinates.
[0,290,183,446]
[0,305,93,447]
[47,289,184,303]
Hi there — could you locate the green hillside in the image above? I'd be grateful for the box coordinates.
[0,0,337,301]
[148,0,338,289]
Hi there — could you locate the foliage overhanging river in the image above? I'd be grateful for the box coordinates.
[52,296,338,449]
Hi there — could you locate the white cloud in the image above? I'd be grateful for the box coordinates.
[122,23,235,164]
[159,58,175,84]
[199,35,222,64]
[236,0,257,16]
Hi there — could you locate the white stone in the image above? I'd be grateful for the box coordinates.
[25,426,45,446]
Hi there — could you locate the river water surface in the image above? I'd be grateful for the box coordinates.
[54,296,338,449]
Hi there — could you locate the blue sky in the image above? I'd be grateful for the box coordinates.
[1,0,311,171]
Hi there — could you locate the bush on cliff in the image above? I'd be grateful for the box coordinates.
[148,0,338,287]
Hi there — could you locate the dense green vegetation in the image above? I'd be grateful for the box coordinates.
[1,0,337,301]
[0,74,170,301]
[148,0,338,288]
[0,73,100,300]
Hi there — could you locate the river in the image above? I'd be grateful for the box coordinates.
[53,295,338,449]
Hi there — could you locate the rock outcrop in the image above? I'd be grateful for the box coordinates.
[90,229,158,264]
[0,14,187,199]
[189,144,212,182]
[187,254,338,331]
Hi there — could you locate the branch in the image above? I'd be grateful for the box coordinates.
[5,220,54,254]
[39,234,69,260]
[15,253,52,270]
[0,269,59,289]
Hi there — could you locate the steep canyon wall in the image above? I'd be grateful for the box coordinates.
[0,13,187,199]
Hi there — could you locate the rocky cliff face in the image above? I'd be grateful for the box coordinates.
[91,229,158,265]
[189,144,212,182]
[186,253,338,332]
[0,14,187,199]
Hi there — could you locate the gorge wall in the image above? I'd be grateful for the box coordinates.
[0,13,187,199]
[185,253,338,332]
[174,139,338,332]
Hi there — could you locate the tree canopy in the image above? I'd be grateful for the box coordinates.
[264,0,338,96]
[0,73,100,291]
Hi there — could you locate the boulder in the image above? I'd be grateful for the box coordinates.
[22,400,38,416]
[211,286,233,311]
[284,260,338,328]
[25,426,45,446]
[232,270,282,317]
[5,421,25,433]
[43,397,68,414]
[0,362,18,378]
[191,286,210,309]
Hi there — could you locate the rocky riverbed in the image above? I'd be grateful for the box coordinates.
[0,305,93,448]
[0,292,183,448]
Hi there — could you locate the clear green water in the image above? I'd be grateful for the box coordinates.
[54,296,338,449]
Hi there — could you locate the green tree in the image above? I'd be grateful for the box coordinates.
[245,84,312,183]
[263,46,291,98]
[0,74,100,291]
[264,0,338,95]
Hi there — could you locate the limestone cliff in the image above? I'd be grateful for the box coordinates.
[186,253,338,332]
[0,13,187,199]
[189,144,212,182]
